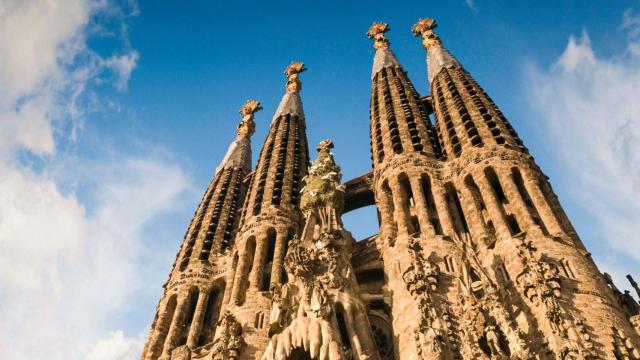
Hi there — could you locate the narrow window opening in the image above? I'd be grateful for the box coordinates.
[485,168,508,204]
[560,259,576,279]
[445,183,469,234]
[505,214,521,235]
[512,168,548,235]
[421,174,442,235]
[260,230,277,291]
[336,306,352,351]
[399,173,418,235]
[244,237,256,295]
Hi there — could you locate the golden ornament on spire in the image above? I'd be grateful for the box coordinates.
[412,18,442,50]
[367,22,390,49]
[285,61,307,93]
[237,99,261,137]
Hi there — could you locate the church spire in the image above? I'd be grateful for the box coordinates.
[215,99,262,175]
[367,22,401,79]
[412,18,459,84]
[412,17,527,156]
[366,22,441,164]
[272,61,306,121]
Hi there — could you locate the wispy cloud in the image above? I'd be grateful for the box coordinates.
[465,0,478,13]
[0,0,191,359]
[525,10,640,287]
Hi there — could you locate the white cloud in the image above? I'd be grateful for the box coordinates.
[104,51,140,90]
[526,13,640,267]
[0,0,189,359]
[0,0,139,156]
[86,330,143,360]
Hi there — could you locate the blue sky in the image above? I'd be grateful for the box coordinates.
[1,1,639,358]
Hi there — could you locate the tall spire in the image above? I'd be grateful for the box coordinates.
[366,21,442,163]
[215,99,262,175]
[412,18,458,83]
[367,22,401,79]
[272,61,306,122]
[412,17,527,156]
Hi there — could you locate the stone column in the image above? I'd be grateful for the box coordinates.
[376,183,397,240]
[497,170,540,235]
[432,182,455,236]
[250,233,268,290]
[457,183,488,241]
[144,299,173,360]
[409,175,436,237]
[270,230,289,289]
[230,242,251,304]
[161,293,188,358]
[186,290,209,349]
[388,176,410,237]
[521,170,564,237]
[474,173,511,239]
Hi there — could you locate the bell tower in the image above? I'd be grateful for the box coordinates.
[227,62,311,358]
[141,99,261,360]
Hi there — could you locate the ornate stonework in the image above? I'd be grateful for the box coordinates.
[141,17,640,360]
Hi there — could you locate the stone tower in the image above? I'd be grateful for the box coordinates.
[141,99,262,360]
[141,18,640,360]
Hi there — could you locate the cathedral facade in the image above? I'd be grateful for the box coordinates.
[140,19,640,360]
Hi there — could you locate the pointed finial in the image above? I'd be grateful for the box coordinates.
[367,22,390,49]
[285,61,307,93]
[412,18,442,50]
[237,99,262,138]
[316,139,334,152]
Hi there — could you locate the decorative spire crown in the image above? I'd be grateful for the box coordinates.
[237,99,262,138]
[285,62,307,93]
[300,139,345,217]
[412,18,442,50]
[367,22,391,49]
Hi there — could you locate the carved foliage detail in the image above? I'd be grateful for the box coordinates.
[208,311,243,360]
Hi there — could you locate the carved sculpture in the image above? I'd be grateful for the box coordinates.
[367,22,391,49]
[411,18,441,50]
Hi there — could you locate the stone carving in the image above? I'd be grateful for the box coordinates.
[631,315,640,337]
[515,239,597,359]
[451,234,532,360]
[612,327,640,360]
[285,61,306,93]
[367,22,391,49]
[411,18,441,50]
[196,311,243,360]
[268,282,294,335]
[401,237,449,358]
[236,99,261,137]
